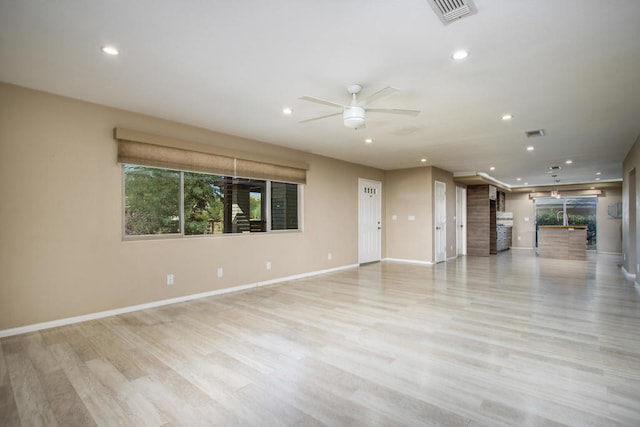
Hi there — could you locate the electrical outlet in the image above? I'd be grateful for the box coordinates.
[328,252,332,260]
[266,261,271,270]
[217,267,223,278]
[166,274,174,285]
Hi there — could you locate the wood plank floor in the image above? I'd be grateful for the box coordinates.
[2,250,640,426]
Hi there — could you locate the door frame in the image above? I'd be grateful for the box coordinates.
[358,178,382,264]
[456,186,467,256]
[434,180,446,263]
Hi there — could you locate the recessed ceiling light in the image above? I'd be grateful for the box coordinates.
[282,107,293,115]
[526,146,535,151]
[516,177,522,181]
[421,158,427,163]
[101,45,119,56]
[524,182,528,185]
[595,177,601,181]
[501,114,513,121]
[565,160,573,164]
[452,50,469,60]
[595,172,601,175]
[489,166,495,171]
[365,138,373,144]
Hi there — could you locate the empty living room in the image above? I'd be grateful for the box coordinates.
[2,1,640,426]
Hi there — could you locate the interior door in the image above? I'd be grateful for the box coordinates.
[456,186,467,256]
[358,178,382,264]
[435,180,446,263]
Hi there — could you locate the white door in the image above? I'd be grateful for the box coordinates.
[358,178,382,264]
[434,180,446,263]
[456,186,467,256]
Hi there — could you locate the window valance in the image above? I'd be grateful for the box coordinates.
[114,128,307,184]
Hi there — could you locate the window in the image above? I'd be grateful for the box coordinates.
[123,166,300,237]
[124,166,180,235]
[535,196,597,249]
[271,182,298,230]
[184,172,224,235]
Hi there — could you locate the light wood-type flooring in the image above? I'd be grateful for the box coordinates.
[2,250,640,426]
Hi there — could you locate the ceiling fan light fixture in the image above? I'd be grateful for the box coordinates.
[343,106,365,128]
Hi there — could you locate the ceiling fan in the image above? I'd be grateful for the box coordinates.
[299,84,420,129]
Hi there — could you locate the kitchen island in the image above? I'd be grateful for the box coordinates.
[538,225,587,260]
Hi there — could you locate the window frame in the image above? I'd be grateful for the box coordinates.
[121,165,302,240]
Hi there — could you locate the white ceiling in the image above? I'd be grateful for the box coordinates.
[1,0,639,187]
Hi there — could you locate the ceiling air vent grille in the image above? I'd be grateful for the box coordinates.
[428,0,477,25]
[526,129,546,138]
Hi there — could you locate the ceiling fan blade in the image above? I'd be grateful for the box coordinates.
[299,112,342,123]
[362,87,399,105]
[367,108,421,117]
[299,96,344,108]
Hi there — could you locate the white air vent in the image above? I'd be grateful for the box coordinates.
[526,129,545,138]
[428,0,477,25]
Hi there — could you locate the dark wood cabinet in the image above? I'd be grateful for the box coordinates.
[467,185,510,256]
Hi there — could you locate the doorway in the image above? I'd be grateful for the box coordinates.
[358,178,382,264]
[456,186,467,256]
[434,181,446,263]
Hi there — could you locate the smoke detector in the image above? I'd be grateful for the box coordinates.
[427,0,477,25]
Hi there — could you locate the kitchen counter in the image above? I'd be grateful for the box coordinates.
[538,226,587,260]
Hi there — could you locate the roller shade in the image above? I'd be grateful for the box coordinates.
[115,128,307,184]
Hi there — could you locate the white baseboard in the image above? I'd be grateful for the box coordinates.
[510,246,535,250]
[597,251,623,255]
[383,257,434,266]
[0,263,359,338]
[621,265,636,281]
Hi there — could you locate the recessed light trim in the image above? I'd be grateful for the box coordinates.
[420,158,427,163]
[282,107,293,115]
[565,160,573,164]
[452,50,469,60]
[501,114,513,121]
[526,146,535,151]
[365,138,373,144]
[101,45,119,56]
[516,177,522,181]
[595,172,601,175]
[489,166,495,171]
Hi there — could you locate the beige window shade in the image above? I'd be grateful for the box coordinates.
[235,158,306,184]
[115,128,307,184]
[117,140,236,176]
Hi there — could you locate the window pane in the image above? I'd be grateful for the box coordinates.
[225,178,266,233]
[124,166,180,235]
[271,182,298,230]
[535,196,597,249]
[184,172,225,235]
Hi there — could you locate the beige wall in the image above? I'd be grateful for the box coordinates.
[384,166,456,263]
[623,134,640,278]
[597,187,622,254]
[384,167,431,262]
[506,187,623,253]
[0,83,384,330]
[505,193,537,249]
